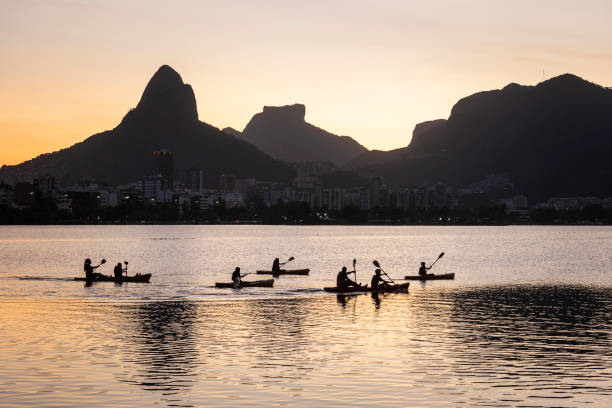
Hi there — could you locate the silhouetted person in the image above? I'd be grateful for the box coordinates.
[232,267,243,288]
[336,266,358,289]
[114,263,126,280]
[272,258,281,273]
[371,269,391,289]
[418,262,431,277]
[84,258,104,280]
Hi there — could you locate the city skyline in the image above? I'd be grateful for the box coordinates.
[2,0,612,166]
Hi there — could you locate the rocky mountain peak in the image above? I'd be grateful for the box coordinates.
[135,65,198,122]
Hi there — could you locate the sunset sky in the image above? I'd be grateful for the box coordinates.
[1,0,611,166]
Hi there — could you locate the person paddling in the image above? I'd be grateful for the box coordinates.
[84,258,104,280]
[418,261,431,277]
[337,266,359,289]
[232,267,244,288]
[371,269,392,289]
[113,262,127,281]
[272,258,282,273]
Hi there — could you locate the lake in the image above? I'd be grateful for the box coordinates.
[0,225,611,407]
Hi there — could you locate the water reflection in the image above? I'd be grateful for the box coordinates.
[444,286,612,405]
[120,301,199,406]
[1,285,611,408]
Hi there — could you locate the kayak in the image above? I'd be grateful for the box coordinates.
[215,279,275,288]
[404,273,455,280]
[324,282,409,294]
[256,269,310,276]
[74,273,152,283]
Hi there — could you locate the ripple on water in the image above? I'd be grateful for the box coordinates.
[3,285,610,407]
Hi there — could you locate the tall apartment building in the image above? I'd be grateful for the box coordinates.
[153,150,175,190]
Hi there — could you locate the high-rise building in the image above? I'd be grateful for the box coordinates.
[320,188,344,211]
[219,174,237,193]
[153,150,175,190]
[188,168,204,193]
[139,175,164,201]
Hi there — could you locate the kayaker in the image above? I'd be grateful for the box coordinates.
[418,262,431,277]
[232,267,243,287]
[272,258,282,273]
[337,266,358,289]
[113,263,126,280]
[84,258,104,280]
[371,269,392,289]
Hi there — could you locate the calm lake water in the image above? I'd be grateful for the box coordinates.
[0,225,610,407]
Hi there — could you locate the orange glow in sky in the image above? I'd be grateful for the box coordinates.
[1,0,611,166]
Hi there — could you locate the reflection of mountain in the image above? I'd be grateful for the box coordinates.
[125,301,199,395]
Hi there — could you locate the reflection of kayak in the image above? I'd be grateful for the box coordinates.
[324,283,409,293]
[404,273,455,280]
[215,279,274,288]
[256,269,310,275]
[74,274,152,283]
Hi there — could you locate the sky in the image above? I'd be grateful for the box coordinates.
[1,0,612,166]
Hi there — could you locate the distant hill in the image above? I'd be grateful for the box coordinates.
[0,65,294,185]
[346,74,612,200]
[230,104,367,166]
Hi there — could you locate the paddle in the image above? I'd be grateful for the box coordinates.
[123,261,128,277]
[280,256,295,267]
[372,259,397,285]
[428,252,445,271]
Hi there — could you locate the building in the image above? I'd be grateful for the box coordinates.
[359,188,371,210]
[15,182,37,207]
[219,174,237,193]
[294,188,318,208]
[0,184,15,207]
[187,168,204,193]
[153,150,175,190]
[427,183,454,209]
[342,188,362,208]
[320,188,344,211]
[394,188,428,210]
[236,178,256,195]
[34,176,56,195]
[138,175,164,201]
[369,177,386,208]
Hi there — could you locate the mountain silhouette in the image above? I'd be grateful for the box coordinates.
[347,74,612,200]
[0,65,294,185]
[229,104,367,165]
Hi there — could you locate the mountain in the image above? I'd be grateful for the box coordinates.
[230,104,367,166]
[347,74,612,200]
[0,65,294,185]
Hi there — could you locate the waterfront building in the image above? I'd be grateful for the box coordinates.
[219,174,237,193]
[138,175,164,201]
[188,168,204,193]
[320,188,344,211]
